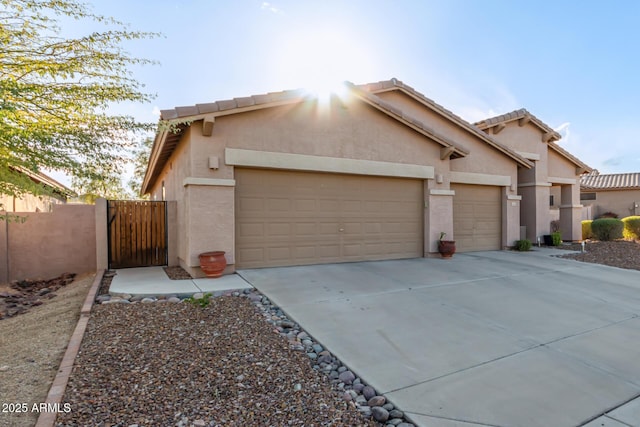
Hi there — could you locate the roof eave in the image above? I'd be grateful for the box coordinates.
[363,81,532,169]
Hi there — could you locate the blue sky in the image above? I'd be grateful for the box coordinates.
[83,0,639,175]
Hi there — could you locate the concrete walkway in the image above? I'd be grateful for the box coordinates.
[238,248,640,427]
[109,267,252,297]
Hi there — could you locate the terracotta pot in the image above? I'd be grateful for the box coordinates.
[438,240,456,258]
[198,251,227,278]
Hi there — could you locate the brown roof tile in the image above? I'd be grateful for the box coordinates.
[160,108,178,120]
[474,108,562,141]
[581,172,640,190]
[216,99,237,111]
[175,106,199,117]
[234,97,255,108]
[196,103,219,114]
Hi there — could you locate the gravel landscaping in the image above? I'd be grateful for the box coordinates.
[556,239,640,271]
[56,291,398,426]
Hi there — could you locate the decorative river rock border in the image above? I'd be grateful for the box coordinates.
[95,288,416,427]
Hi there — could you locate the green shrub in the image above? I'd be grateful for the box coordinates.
[591,218,624,241]
[622,216,640,240]
[515,239,532,251]
[582,220,593,240]
[551,231,562,246]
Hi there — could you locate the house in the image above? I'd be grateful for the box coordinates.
[142,78,590,277]
[580,171,640,219]
[0,168,74,213]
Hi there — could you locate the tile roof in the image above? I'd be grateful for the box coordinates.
[359,78,533,169]
[473,108,591,172]
[159,89,309,120]
[474,108,562,142]
[143,82,474,194]
[15,167,75,197]
[581,172,640,190]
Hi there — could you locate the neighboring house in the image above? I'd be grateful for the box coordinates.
[0,169,74,213]
[580,171,640,219]
[142,78,590,277]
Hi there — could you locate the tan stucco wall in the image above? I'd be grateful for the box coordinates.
[548,149,577,179]
[218,97,447,172]
[1,204,96,282]
[150,129,193,269]
[0,193,65,213]
[581,189,640,219]
[150,93,541,270]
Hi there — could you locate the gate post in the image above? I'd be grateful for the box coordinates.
[95,198,108,271]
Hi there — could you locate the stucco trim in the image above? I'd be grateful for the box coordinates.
[450,171,511,186]
[518,182,552,188]
[515,151,541,161]
[559,204,583,209]
[548,176,577,185]
[225,148,435,179]
[429,189,455,196]
[507,195,522,200]
[183,177,236,187]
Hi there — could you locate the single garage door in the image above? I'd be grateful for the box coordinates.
[452,183,502,252]
[235,168,423,268]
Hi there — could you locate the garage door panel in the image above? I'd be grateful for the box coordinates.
[239,197,264,213]
[452,184,501,252]
[236,169,423,268]
[237,222,264,237]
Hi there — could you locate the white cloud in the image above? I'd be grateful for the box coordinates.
[554,122,571,143]
[151,106,161,116]
[261,2,282,14]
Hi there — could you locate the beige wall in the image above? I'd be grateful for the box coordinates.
[0,204,97,283]
[151,129,193,269]
[0,193,65,213]
[150,92,538,272]
[153,95,462,273]
[581,189,640,219]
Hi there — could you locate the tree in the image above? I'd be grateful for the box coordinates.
[127,136,153,198]
[0,0,157,213]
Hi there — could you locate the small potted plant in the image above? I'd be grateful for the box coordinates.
[438,232,456,258]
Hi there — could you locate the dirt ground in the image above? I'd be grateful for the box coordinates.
[0,274,94,427]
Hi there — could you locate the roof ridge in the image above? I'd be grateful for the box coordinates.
[160,88,310,120]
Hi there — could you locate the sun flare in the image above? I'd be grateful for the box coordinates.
[275,27,375,102]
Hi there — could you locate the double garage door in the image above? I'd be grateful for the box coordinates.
[235,169,423,268]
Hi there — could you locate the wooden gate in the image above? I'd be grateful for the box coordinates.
[107,200,167,269]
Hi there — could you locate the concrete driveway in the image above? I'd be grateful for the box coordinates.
[238,249,640,427]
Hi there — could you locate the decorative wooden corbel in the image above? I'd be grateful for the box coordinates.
[492,123,506,134]
[518,115,531,127]
[202,116,215,137]
[542,131,555,143]
[440,146,455,160]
